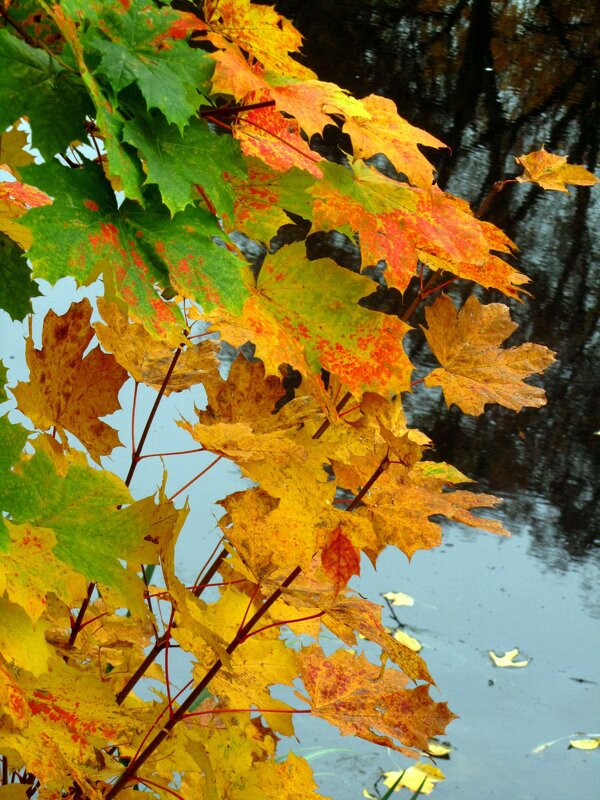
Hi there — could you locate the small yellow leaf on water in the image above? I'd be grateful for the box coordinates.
[384,591,415,606]
[394,628,422,652]
[569,738,600,750]
[488,647,529,667]
[383,763,445,795]
[363,790,378,799]
[428,739,452,757]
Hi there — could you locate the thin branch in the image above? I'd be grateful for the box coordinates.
[124,346,183,488]
[193,545,228,598]
[105,566,302,799]
[182,706,310,720]
[167,455,222,502]
[200,100,276,118]
[312,390,353,441]
[68,582,94,646]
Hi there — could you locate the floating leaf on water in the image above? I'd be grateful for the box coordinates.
[384,591,415,607]
[383,763,445,795]
[394,629,422,652]
[488,647,530,667]
[569,737,600,751]
[428,739,452,758]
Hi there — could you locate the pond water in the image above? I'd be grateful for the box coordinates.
[1,1,598,798]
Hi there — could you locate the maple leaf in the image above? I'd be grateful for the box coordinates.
[515,145,599,192]
[20,160,247,339]
[0,421,150,617]
[422,294,556,414]
[343,94,446,188]
[227,157,314,243]
[94,299,219,395]
[0,521,86,625]
[0,30,93,160]
[311,162,528,298]
[0,597,51,677]
[12,299,128,462]
[298,646,455,756]
[79,0,213,130]
[321,525,361,597]
[0,126,34,179]
[0,654,138,790]
[210,242,414,400]
[180,355,322,464]
[122,110,246,218]
[203,0,315,80]
[234,101,324,178]
[0,176,52,251]
[324,595,433,683]
[0,233,41,322]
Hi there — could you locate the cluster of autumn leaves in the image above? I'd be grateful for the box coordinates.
[0,0,598,798]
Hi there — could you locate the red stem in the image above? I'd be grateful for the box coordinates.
[182,706,310,720]
[167,455,222,502]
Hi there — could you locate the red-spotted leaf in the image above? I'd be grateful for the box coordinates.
[321,525,361,596]
[20,160,248,339]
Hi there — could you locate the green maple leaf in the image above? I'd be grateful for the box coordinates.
[20,161,249,336]
[0,29,93,160]
[0,419,149,615]
[84,0,212,129]
[0,233,41,322]
[0,360,7,404]
[123,110,246,217]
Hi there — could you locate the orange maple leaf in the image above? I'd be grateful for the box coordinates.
[298,646,455,757]
[422,293,556,414]
[515,145,599,192]
[13,299,128,461]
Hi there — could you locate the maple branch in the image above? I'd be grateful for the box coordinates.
[1,756,7,785]
[68,581,95,647]
[475,178,517,219]
[137,446,206,460]
[236,609,326,641]
[105,566,302,799]
[192,544,228,598]
[124,346,183,488]
[235,115,322,165]
[115,636,168,705]
[200,100,276,118]
[131,776,185,800]
[181,706,310,720]
[312,391,353,440]
[347,453,390,512]
[167,454,222,502]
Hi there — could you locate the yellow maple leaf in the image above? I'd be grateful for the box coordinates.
[94,299,218,394]
[515,145,599,192]
[343,94,446,188]
[12,299,128,462]
[422,293,556,415]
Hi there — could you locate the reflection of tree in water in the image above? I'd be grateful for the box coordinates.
[277,0,600,549]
